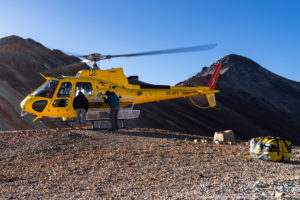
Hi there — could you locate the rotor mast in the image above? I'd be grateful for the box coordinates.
[84,53,101,70]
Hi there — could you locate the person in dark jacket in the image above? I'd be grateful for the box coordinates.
[105,91,120,131]
[73,91,89,129]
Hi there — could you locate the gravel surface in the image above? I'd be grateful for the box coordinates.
[0,128,299,199]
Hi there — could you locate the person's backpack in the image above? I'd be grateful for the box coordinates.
[249,136,291,162]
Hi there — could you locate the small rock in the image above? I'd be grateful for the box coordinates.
[278,186,288,192]
[194,139,198,143]
[291,187,299,193]
[200,139,207,143]
[253,193,261,199]
[159,144,168,147]
[254,181,265,188]
[213,130,235,143]
[275,191,285,197]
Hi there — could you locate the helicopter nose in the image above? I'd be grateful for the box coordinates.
[20,97,29,111]
[21,96,49,114]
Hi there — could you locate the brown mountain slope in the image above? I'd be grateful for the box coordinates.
[0,35,88,130]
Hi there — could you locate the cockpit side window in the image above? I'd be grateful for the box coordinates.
[75,82,92,96]
[32,80,59,98]
[57,82,72,97]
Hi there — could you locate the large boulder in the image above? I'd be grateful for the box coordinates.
[213,130,236,143]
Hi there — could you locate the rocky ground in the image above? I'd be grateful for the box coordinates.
[0,128,299,199]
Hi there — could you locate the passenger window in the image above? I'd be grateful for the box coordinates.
[57,82,72,97]
[52,99,69,107]
[75,82,92,96]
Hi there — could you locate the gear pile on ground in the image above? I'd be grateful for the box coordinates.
[0,128,299,199]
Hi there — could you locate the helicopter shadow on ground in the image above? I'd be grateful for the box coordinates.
[91,128,199,141]
[285,160,300,166]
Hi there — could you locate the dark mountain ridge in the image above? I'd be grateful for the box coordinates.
[130,54,300,144]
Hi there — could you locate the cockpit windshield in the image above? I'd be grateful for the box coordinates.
[32,80,59,98]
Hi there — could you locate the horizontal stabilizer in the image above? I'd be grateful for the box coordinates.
[206,93,216,107]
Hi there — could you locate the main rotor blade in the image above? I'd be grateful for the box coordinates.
[105,44,217,59]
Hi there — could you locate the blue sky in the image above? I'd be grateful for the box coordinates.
[0,0,299,85]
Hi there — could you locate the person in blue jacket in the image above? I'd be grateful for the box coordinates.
[105,91,120,131]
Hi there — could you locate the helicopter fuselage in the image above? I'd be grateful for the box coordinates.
[20,68,219,121]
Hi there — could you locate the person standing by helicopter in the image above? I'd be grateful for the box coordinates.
[105,91,120,131]
[73,91,89,129]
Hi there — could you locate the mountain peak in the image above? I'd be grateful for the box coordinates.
[0,35,25,46]
[219,54,262,70]
[0,35,44,48]
[0,35,84,89]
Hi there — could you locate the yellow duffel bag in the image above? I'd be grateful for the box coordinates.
[250,136,291,162]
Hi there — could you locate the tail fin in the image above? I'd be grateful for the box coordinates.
[208,62,222,90]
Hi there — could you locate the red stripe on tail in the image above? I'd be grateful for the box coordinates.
[208,62,222,90]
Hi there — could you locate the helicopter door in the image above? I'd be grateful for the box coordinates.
[74,82,93,110]
[49,81,73,116]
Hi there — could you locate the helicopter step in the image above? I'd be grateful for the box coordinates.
[85,109,140,129]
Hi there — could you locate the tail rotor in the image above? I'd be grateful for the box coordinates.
[187,63,223,109]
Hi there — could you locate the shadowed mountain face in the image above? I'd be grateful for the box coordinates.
[129,54,300,144]
[0,35,299,144]
[0,35,88,129]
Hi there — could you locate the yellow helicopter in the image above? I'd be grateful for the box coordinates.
[20,44,223,122]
